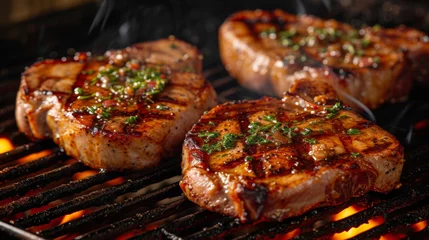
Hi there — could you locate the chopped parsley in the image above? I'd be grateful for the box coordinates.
[300,128,312,136]
[208,121,216,126]
[244,156,254,162]
[81,70,95,75]
[326,102,342,119]
[373,56,381,64]
[347,128,362,135]
[303,138,317,145]
[156,104,169,111]
[125,115,138,125]
[259,28,276,37]
[351,152,360,158]
[263,115,277,123]
[74,87,84,95]
[198,131,220,143]
[201,133,240,154]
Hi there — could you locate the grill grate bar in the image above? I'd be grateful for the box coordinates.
[354,203,429,239]
[0,170,119,219]
[39,182,182,238]
[15,161,181,227]
[0,220,46,240]
[293,182,429,239]
[0,141,55,164]
[75,197,191,240]
[0,162,85,202]
[130,209,210,240]
[0,148,62,182]
[231,194,375,240]
[185,216,240,240]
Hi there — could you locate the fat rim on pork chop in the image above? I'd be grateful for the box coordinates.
[16,38,217,170]
[180,79,404,222]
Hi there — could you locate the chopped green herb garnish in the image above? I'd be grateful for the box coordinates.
[347,128,362,135]
[373,56,381,64]
[246,134,271,145]
[156,104,169,111]
[201,143,222,154]
[351,152,360,158]
[301,128,312,136]
[170,43,177,49]
[263,115,277,123]
[74,87,84,95]
[338,115,350,119]
[222,133,239,149]
[201,133,240,154]
[208,121,216,126]
[303,138,317,145]
[326,102,342,119]
[125,115,138,125]
[77,95,94,100]
[244,156,254,162]
[343,43,355,55]
[282,126,298,139]
[372,24,381,31]
[361,39,371,48]
[198,131,220,142]
[260,28,276,37]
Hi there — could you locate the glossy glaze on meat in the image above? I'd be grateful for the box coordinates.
[16,38,217,170]
[218,10,424,109]
[180,80,404,221]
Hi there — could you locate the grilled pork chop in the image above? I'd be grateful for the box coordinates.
[16,38,217,170]
[219,10,419,109]
[180,79,404,221]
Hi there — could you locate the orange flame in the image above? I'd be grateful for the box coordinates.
[380,233,407,240]
[73,170,98,181]
[106,177,125,186]
[60,210,85,224]
[273,228,301,240]
[331,216,384,240]
[411,220,428,232]
[331,205,365,221]
[0,138,14,154]
[18,149,52,164]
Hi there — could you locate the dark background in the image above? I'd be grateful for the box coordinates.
[0,0,428,82]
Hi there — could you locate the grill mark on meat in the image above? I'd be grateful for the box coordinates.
[16,38,217,170]
[181,86,404,221]
[219,10,417,109]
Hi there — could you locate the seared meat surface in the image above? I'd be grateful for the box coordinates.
[16,38,217,170]
[180,80,404,221]
[218,10,426,109]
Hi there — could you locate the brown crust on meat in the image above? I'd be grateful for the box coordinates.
[219,10,417,109]
[180,93,404,222]
[16,38,217,170]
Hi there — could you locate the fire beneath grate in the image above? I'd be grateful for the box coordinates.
[0,66,429,240]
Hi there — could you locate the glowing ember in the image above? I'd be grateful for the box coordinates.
[0,137,14,154]
[380,233,407,240]
[18,149,52,164]
[414,119,429,130]
[411,220,428,232]
[331,205,365,221]
[60,210,85,224]
[73,170,98,181]
[273,228,301,240]
[331,216,384,240]
[106,177,125,186]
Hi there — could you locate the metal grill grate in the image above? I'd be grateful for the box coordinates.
[0,65,428,240]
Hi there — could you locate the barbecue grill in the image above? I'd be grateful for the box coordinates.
[1,0,428,239]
